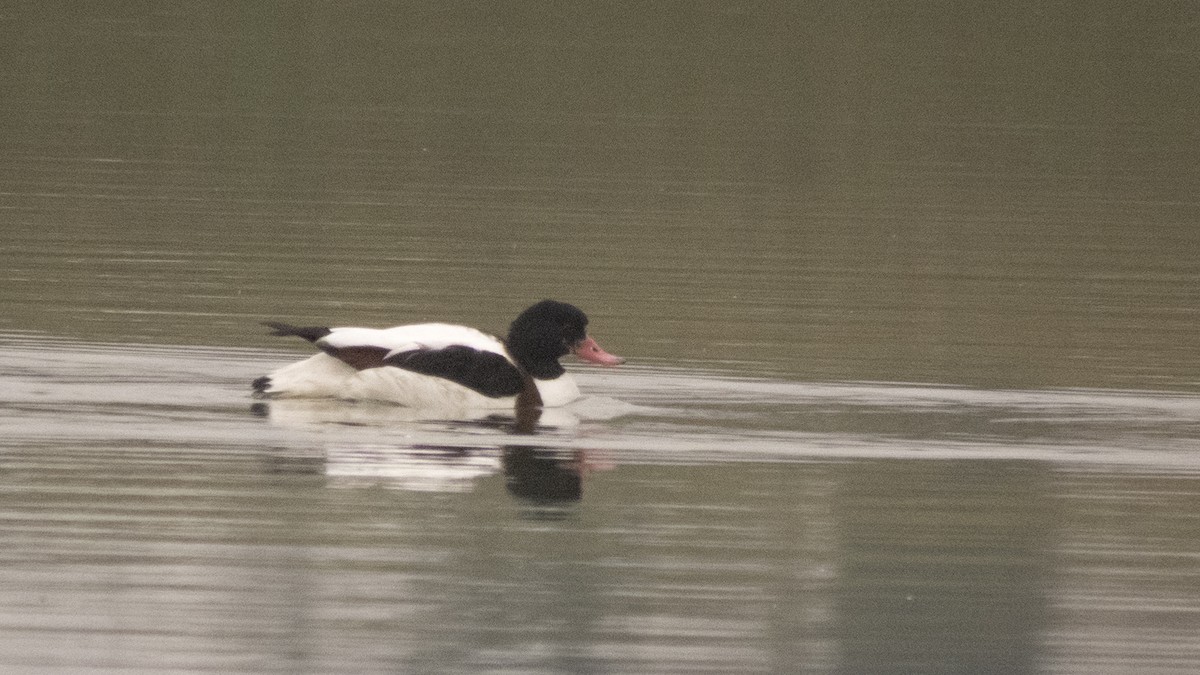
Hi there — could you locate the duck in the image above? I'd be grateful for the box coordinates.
[252,300,624,410]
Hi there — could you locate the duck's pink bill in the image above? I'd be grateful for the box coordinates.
[572,336,626,366]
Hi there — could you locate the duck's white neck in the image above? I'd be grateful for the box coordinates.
[533,373,581,407]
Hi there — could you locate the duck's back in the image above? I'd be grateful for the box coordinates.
[256,322,525,409]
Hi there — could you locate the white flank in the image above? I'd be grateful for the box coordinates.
[262,353,519,410]
[261,353,357,399]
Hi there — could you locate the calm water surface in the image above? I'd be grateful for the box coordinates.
[2,2,1200,673]
[2,337,1198,672]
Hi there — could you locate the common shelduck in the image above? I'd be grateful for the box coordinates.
[252,300,624,410]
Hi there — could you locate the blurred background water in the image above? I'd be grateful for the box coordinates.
[1,2,1199,672]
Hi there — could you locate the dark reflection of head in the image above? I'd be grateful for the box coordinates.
[423,404,586,507]
[502,404,584,509]
[502,446,582,507]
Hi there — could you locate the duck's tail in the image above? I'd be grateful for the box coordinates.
[264,322,332,343]
[254,322,339,397]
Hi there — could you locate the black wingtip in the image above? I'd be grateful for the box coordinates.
[263,321,332,342]
[252,375,272,395]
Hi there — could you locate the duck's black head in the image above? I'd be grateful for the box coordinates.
[507,300,624,379]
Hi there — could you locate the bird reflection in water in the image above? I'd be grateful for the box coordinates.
[252,400,611,507]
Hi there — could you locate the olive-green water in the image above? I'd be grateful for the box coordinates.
[2,3,1199,672]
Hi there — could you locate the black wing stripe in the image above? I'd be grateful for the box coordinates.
[385,346,525,398]
[265,322,391,370]
[322,345,392,370]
